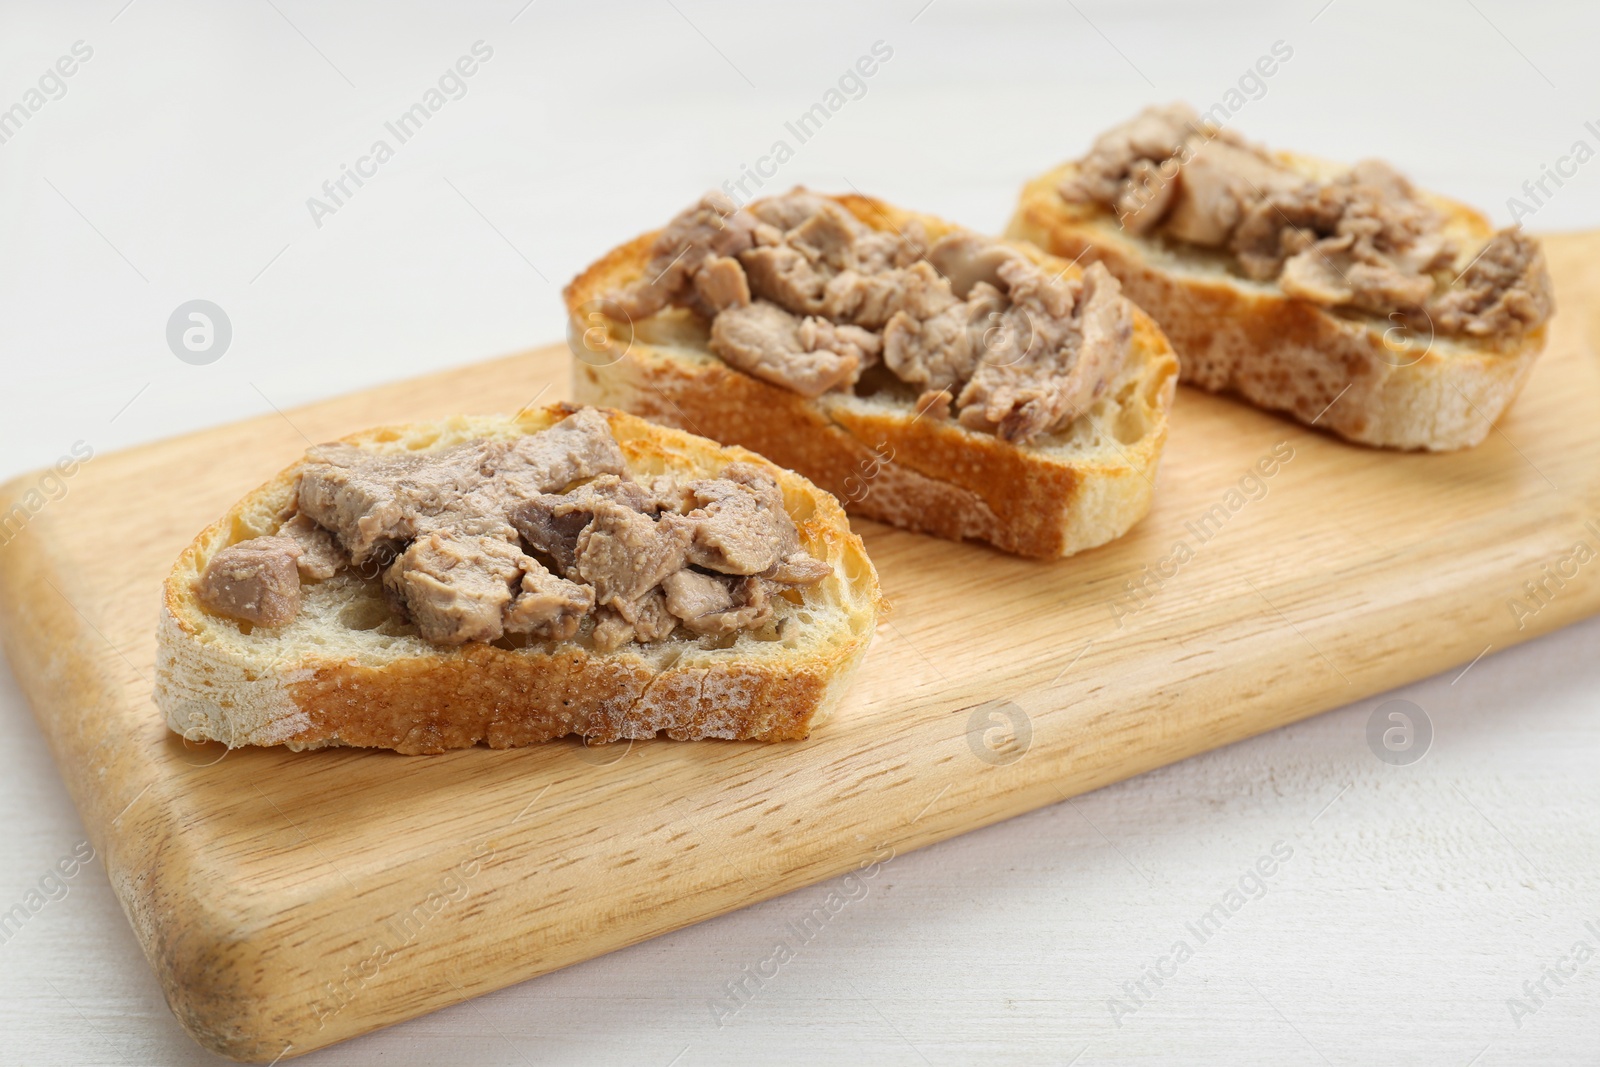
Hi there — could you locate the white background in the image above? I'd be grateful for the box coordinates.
[2,1,1599,1063]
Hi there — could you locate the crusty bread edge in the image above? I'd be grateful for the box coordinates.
[154,406,882,754]
[564,194,1180,559]
[1007,158,1550,452]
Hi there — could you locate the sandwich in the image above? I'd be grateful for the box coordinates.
[1009,103,1556,451]
[565,188,1179,558]
[154,405,879,754]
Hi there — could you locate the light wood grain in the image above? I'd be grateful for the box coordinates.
[1,232,1597,1062]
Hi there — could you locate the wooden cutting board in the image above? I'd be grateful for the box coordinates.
[3,231,1598,1062]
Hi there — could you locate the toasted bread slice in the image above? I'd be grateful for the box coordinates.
[1009,155,1551,451]
[155,406,880,754]
[565,193,1179,559]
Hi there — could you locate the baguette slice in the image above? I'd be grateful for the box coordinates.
[1009,155,1551,451]
[155,406,880,754]
[566,193,1179,559]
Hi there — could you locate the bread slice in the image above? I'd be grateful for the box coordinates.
[1009,156,1551,451]
[565,193,1179,559]
[154,406,880,754]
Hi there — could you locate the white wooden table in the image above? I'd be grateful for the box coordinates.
[2,1,1597,1062]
